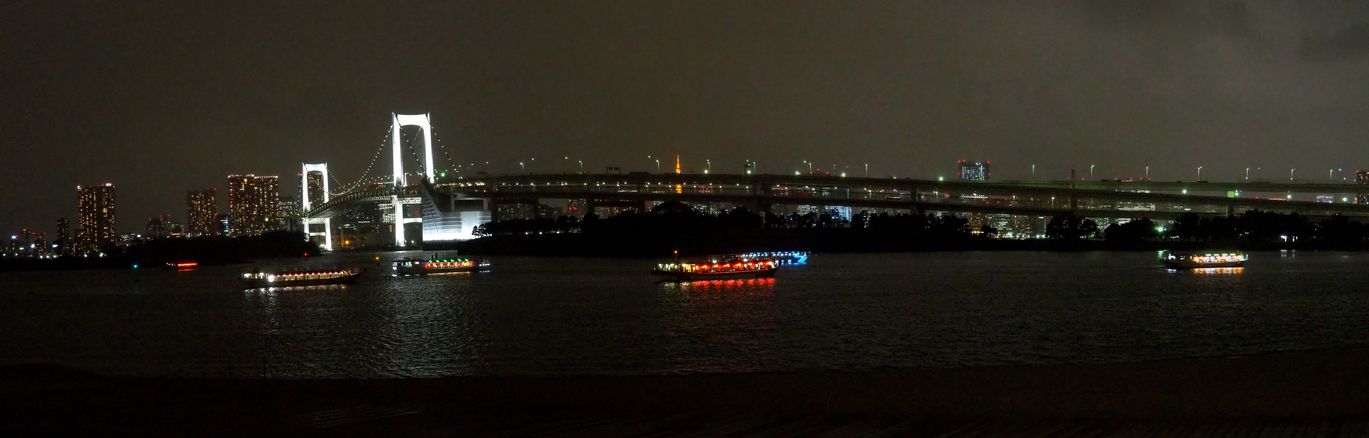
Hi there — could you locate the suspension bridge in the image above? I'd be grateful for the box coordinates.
[298,113,1369,250]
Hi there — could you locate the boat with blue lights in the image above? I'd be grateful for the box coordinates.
[1160,250,1248,269]
[243,266,363,288]
[729,251,809,265]
[653,256,780,282]
[392,254,490,276]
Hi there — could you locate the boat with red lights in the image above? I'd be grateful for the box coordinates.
[164,261,199,271]
[392,254,490,276]
[242,266,363,288]
[653,257,780,282]
[1160,250,1248,269]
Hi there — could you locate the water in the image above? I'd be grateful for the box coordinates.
[2,251,1367,378]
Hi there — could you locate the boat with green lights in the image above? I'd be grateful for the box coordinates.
[392,254,490,276]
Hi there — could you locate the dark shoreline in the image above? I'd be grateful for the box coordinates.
[5,348,1368,434]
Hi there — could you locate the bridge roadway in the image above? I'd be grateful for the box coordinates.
[302,173,1369,220]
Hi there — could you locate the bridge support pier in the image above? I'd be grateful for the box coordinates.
[393,195,406,247]
[303,218,332,251]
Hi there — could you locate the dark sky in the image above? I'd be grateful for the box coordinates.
[5,1,1369,233]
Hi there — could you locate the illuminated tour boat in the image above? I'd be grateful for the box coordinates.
[164,261,199,271]
[731,251,809,265]
[242,267,363,288]
[392,255,491,276]
[653,256,780,282]
[1160,250,1248,269]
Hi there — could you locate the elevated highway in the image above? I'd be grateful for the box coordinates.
[302,173,1369,221]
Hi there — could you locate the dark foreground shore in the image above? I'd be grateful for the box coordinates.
[4,349,1369,435]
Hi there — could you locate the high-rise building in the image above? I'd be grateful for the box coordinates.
[186,188,219,237]
[216,213,231,236]
[55,217,71,254]
[145,214,173,240]
[957,160,990,181]
[1357,170,1369,204]
[226,174,281,237]
[279,196,302,232]
[76,183,117,251]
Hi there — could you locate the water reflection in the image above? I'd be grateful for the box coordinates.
[660,277,777,294]
[655,277,779,374]
[13,252,1369,378]
[243,284,351,294]
[1184,267,1245,275]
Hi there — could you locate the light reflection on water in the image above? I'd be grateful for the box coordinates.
[2,251,1369,378]
[1167,267,1245,275]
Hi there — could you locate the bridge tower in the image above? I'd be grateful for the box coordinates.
[301,163,332,250]
[391,113,435,247]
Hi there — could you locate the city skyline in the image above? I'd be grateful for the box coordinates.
[7,2,1369,230]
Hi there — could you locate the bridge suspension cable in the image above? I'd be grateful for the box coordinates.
[401,127,427,178]
[429,121,458,176]
[332,124,394,195]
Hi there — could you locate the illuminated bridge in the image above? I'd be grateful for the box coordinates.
[300,113,1369,249]
[305,172,1369,223]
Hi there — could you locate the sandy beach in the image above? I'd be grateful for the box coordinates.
[4,348,1369,435]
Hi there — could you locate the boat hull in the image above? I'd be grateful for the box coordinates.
[1163,260,1245,269]
[652,267,778,282]
[394,265,489,276]
[244,272,362,288]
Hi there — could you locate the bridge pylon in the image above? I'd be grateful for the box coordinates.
[391,113,435,247]
[301,163,332,250]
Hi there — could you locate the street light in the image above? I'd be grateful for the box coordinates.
[705,159,711,174]
[1245,167,1250,181]
[1144,166,1149,180]
[1089,164,1095,179]
[1030,163,1036,178]
[864,163,869,177]
[1290,168,1296,181]
[578,160,584,174]
[1197,165,1203,181]
[655,159,660,173]
[518,161,525,174]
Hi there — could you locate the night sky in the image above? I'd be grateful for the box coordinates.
[4,1,1369,232]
